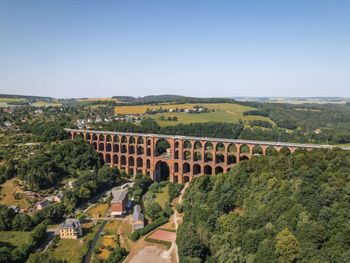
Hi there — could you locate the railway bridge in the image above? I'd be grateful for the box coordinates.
[65,128,349,183]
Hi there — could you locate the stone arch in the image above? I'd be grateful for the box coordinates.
[129,136,136,144]
[194,141,202,150]
[99,134,104,141]
[252,145,263,155]
[266,146,278,156]
[183,163,190,174]
[183,150,191,161]
[228,144,237,153]
[128,167,134,175]
[215,166,224,174]
[99,142,104,151]
[155,161,170,181]
[129,145,135,154]
[205,142,213,151]
[147,148,151,156]
[121,135,127,143]
[239,155,250,161]
[155,138,171,157]
[113,135,119,142]
[240,144,250,154]
[113,154,118,164]
[175,141,179,148]
[137,146,144,155]
[216,142,225,152]
[204,165,212,175]
[137,137,144,144]
[183,140,192,149]
[128,156,135,167]
[106,134,112,142]
[204,152,213,162]
[183,175,190,183]
[86,133,91,140]
[113,144,119,153]
[193,164,201,176]
[136,157,143,168]
[92,133,98,140]
[216,153,224,164]
[146,159,151,169]
[120,155,126,166]
[174,150,179,159]
[121,145,127,154]
[106,143,112,152]
[228,154,237,165]
[194,151,202,162]
[93,142,97,150]
[174,162,179,173]
[105,153,111,164]
[147,139,151,146]
[279,147,291,155]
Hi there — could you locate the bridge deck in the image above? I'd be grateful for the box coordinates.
[64,128,350,151]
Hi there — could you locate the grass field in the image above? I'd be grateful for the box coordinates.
[95,220,123,260]
[154,185,169,209]
[0,231,32,249]
[0,98,25,103]
[115,103,275,126]
[86,203,109,218]
[0,178,31,209]
[31,101,61,107]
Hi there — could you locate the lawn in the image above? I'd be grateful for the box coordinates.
[31,101,61,107]
[115,103,275,127]
[86,203,109,218]
[0,98,24,103]
[0,178,31,209]
[154,185,169,209]
[0,231,32,249]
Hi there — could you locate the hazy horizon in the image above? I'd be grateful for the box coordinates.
[1,1,350,98]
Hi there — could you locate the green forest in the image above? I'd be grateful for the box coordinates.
[177,149,350,263]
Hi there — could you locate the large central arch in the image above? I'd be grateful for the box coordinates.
[154,161,170,182]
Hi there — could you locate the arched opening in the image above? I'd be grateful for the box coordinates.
[106,143,112,152]
[174,163,179,173]
[205,142,213,151]
[128,167,134,175]
[175,141,179,148]
[204,152,213,162]
[183,163,190,174]
[121,136,127,143]
[266,146,278,156]
[92,133,98,140]
[216,153,224,164]
[154,161,170,182]
[183,140,192,149]
[183,176,190,183]
[120,155,126,166]
[204,165,212,175]
[215,166,224,175]
[279,147,291,156]
[121,145,127,154]
[137,137,144,144]
[216,142,225,152]
[239,156,250,162]
[99,143,104,151]
[129,145,135,154]
[105,154,111,164]
[147,148,151,156]
[193,164,201,176]
[183,150,191,161]
[93,142,97,150]
[175,150,179,159]
[128,156,135,167]
[155,138,171,157]
[228,144,237,154]
[113,144,119,153]
[240,144,250,154]
[194,151,202,162]
[194,141,202,150]
[86,133,91,140]
[136,157,143,168]
[147,139,151,146]
[228,154,237,165]
[137,169,142,174]
[113,135,119,143]
[129,136,135,144]
[253,145,263,155]
[99,134,104,141]
[173,176,178,183]
[137,146,144,155]
[146,159,151,169]
[113,154,118,165]
[106,135,112,142]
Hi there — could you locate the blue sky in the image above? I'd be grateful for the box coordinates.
[0,0,349,98]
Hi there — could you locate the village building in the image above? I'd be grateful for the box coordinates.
[111,188,129,216]
[35,199,50,210]
[59,219,82,239]
[132,204,144,232]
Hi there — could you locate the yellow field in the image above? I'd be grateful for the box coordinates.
[31,101,61,107]
[79,98,118,102]
[86,203,109,218]
[0,178,30,209]
[0,98,25,103]
[115,103,275,127]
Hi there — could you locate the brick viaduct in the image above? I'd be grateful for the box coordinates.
[65,128,349,183]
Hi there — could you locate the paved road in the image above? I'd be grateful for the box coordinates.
[83,220,108,263]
